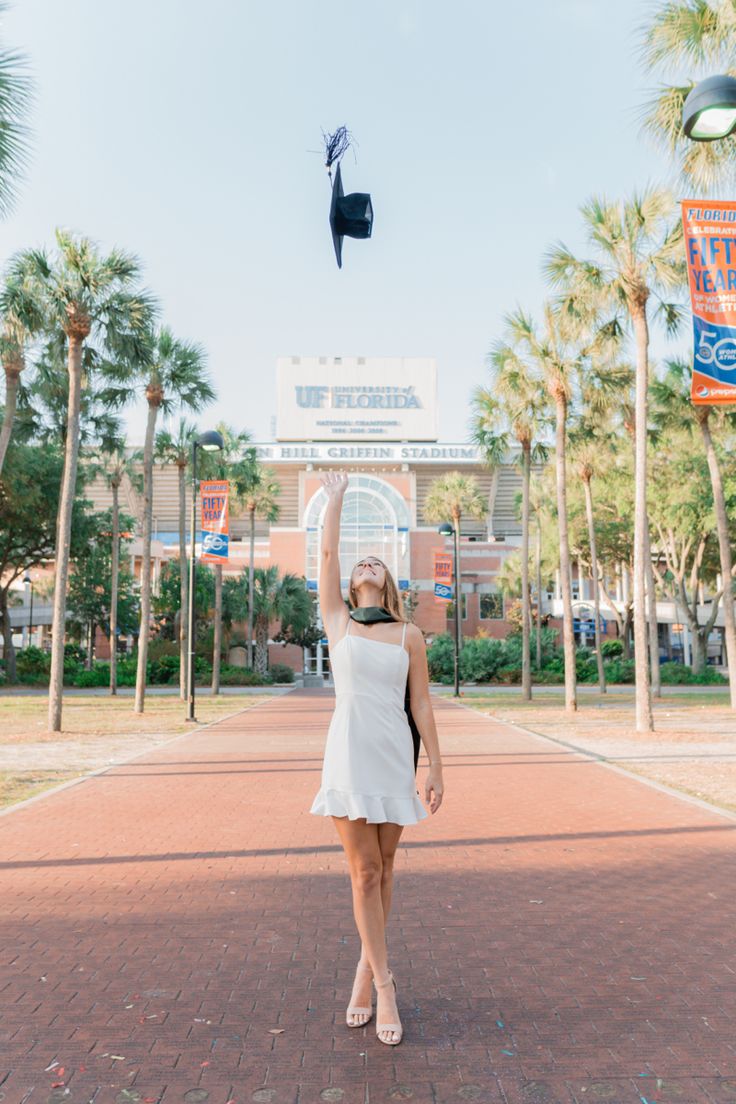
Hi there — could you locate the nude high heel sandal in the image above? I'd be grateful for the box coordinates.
[346,961,374,1027]
[374,970,402,1045]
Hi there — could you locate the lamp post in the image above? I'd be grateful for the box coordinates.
[23,571,33,648]
[682,74,736,141]
[186,430,224,722]
[438,520,461,697]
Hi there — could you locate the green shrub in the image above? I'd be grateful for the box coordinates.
[116,657,140,687]
[505,628,561,668]
[269,662,295,684]
[535,667,565,684]
[73,662,111,688]
[603,658,635,684]
[495,664,522,684]
[600,639,624,659]
[576,649,599,683]
[427,634,455,682]
[459,637,505,682]
[150,653,180,684]
[16,645,51,681]
[659,662,727,685]
[219,665,273,686]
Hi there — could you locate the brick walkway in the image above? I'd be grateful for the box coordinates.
[1,690,736,1104]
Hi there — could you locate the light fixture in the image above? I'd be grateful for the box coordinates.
[682,74,736,141]
[197,429,225,452]
[438,521,453,536]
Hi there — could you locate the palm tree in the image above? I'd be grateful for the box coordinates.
[640,1,736,192]
[198,423,258,692]
[5,230,155,732]
[422,471,487,652]
[652,360,736,706]
[0,274,45,473]
[545,190,684,732]
[496,306,581,714]
[99,447,142,695]
[155,419,198,698]
[134,327,214,714]
[250,566,312,676]
[0,7,33,217]
[470,365,550,699]
[242,466,281,669]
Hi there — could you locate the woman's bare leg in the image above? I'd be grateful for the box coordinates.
[332,816,403,1040]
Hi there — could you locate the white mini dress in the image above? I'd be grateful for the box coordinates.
[309,619,428,826]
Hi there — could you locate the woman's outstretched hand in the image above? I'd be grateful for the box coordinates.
[425,766,444,814]
[321,469,349,498]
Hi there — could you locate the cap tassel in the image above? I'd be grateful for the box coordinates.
[323,126,353,182]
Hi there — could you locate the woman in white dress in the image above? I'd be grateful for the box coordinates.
[309,470,445,1046]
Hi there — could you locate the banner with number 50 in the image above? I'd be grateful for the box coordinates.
[682,199,736,405]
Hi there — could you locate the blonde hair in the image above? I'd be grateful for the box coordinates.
[348,557,408,622]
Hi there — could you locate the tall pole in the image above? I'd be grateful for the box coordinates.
[28,582,33,644]
[186,442,198,722]
[453,523,460,698]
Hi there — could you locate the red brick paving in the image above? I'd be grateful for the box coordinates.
[1,690,736,1104]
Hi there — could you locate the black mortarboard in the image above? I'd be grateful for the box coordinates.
[329,162,373,268]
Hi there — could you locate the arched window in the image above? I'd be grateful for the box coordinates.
[304,475,411,592]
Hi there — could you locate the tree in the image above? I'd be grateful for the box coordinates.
[154,419,198,698]
[5,230,155,731]
[471,361,550,699]
[422,471,487,654]
[640,1,736,192]
[99,447,142,694]
[241,464,281,669]
[250,566,312,676]
[652,360,736,689]
[0,441,92,682]
[495,306,581,713]
[198,423,259,692]
[67,509,139,664]
[134,327,213,714]
[0,274,44,473]
[0,5,33,217]
[545,190,684,732]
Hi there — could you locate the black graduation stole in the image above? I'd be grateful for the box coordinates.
[348,606,420,772]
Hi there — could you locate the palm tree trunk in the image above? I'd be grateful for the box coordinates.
[535,515,542,670]
[255,617,268,676]
[178,461,188,700]
[48,336,84,732]
[134,399,159,714]
[644,528,661,698]
[698,412,736,707]
[554,393,576,713]
[212,562,222,694]
[110,480,119,695]
[247,507,256,668]
[520,441,532,700]
[0,366,20,476]
[1,587,16,683]
[582,476,606,694]
[631,304,653,733]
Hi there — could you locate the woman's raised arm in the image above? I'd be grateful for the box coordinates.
[319,470,350,640]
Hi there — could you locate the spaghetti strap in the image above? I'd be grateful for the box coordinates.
[401,622,407,648]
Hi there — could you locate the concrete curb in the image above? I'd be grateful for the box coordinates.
[0,691,292,819]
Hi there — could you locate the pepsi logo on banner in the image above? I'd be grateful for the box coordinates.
[681,200,736,405]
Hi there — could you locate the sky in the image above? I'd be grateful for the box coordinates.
[2,0,687,445]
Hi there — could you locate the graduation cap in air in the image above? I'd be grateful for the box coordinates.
[324,126,373,269]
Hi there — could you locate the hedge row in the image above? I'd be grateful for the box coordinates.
[426,633,727,686]
[2,645,295,687]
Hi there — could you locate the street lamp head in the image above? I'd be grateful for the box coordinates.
[438,522,454,536]
[197,430,225,452]
[23,571,31,584]
[683,74,736,141]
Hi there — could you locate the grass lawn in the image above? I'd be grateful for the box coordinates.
[0,693,274,810]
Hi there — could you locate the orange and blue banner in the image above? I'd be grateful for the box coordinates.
[433,551,453,601]
[200,480,229,563]
[681,199,736,404]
